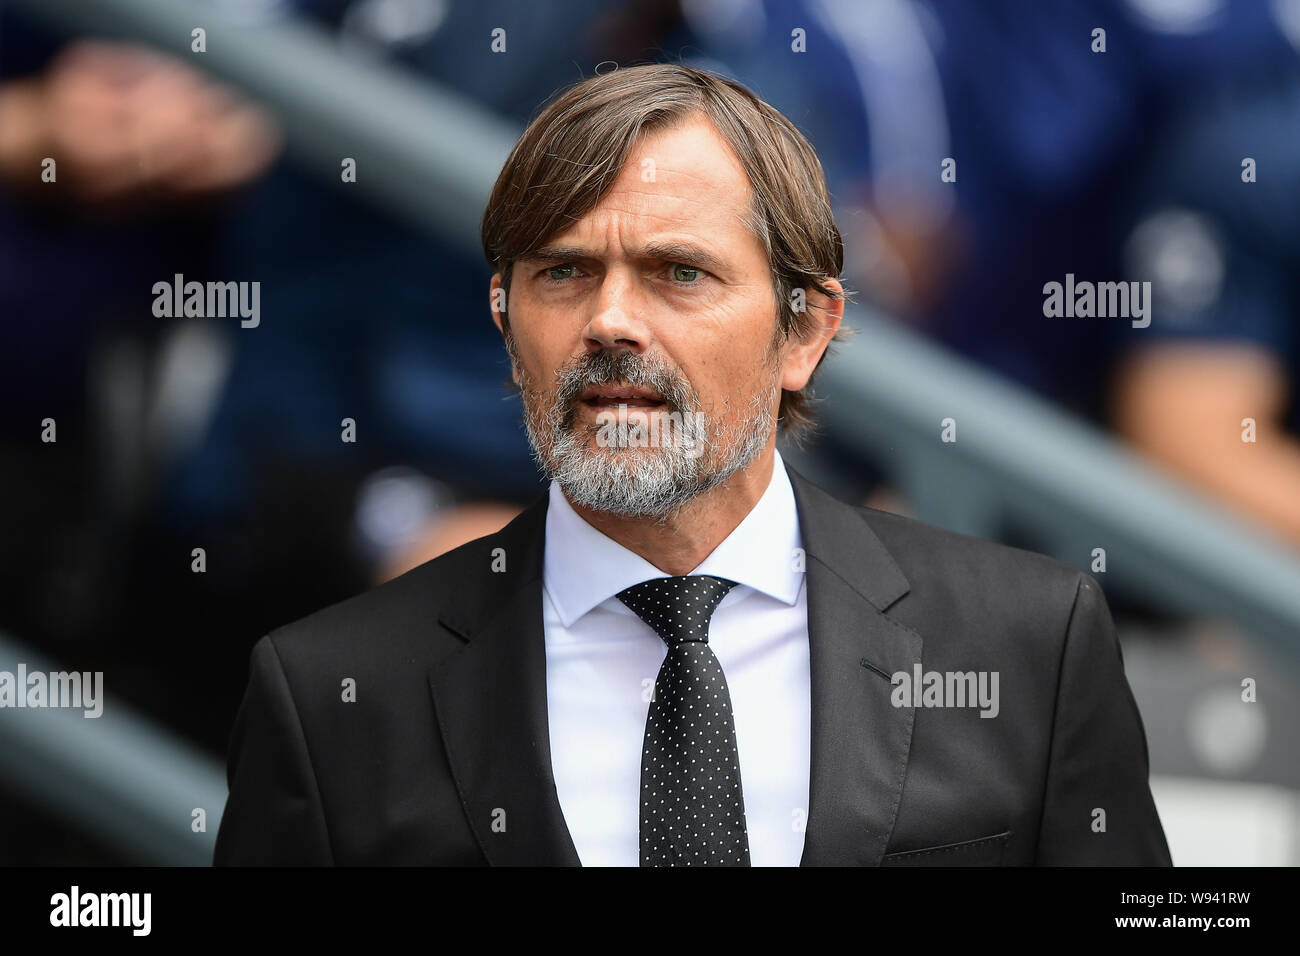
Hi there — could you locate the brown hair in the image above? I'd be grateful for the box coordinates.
[481,62,851,440]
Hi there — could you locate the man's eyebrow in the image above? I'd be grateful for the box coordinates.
[518,246,587,263]
[641,241,729,275]
[518,242,730,274]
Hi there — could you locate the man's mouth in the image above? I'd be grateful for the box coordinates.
[579,384,667,410]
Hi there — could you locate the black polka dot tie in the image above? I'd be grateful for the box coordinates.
[617,574,751,867]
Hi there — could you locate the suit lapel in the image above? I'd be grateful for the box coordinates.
[787,468,922,866]
[428,493,582,866]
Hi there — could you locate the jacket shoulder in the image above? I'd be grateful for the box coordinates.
[859,505,1084,585]
[852,504,1092,632]
[263,517,534,668]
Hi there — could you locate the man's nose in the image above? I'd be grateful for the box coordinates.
[583,271,650,354]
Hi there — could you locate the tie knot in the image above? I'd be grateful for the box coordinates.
[616,574,738,647]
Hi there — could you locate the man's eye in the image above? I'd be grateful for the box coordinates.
[671,264,701,283]
[545,265,577,281]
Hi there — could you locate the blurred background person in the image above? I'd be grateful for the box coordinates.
[1113,69,1300,546]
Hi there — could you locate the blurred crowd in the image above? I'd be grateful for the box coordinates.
[2,0,1299,862]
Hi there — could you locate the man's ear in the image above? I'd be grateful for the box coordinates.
[780,278,845,393]
[489,272,522,387]
[489,273,506,335]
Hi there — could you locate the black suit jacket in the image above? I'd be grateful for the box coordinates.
[214,466,1172,865]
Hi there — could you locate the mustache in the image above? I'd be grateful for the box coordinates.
[553,351,695,429]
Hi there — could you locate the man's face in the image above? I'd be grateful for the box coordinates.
[491,115,810,517]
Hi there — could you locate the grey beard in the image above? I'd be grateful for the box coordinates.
[517,350,778,519]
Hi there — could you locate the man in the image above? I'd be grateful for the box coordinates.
[214,63,1171,866]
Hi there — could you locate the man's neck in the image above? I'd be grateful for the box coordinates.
[566,445,777,576]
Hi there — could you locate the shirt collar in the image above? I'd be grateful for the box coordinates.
[543,449,804,628]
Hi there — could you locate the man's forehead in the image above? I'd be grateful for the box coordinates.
[617,116,750,197]
[549,115,755,244]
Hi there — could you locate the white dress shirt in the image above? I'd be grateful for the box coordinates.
[542,449,811,866]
